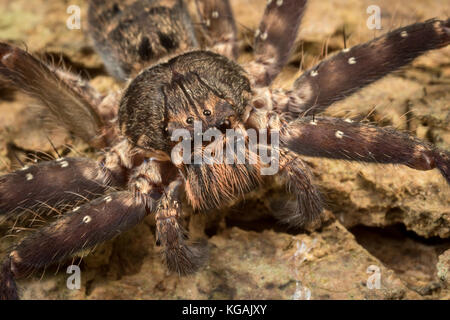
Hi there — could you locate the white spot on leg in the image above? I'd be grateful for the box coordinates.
[26,173,33,181]
[60,161,69,168]
[1,53,12,62]
[348,57,356,65]
[104,196,112,203]
[335,130,344,139]
[73,206,80,212]
[83,215,91,223]
[310,70,318,77]
[204,19,211,27]
[400,31,408,38]
[20,166,30,171]
[344,118,354,123]
[254,28,260,38]
[260,31,268,40]
[343,48,350,53]
[56,158,65,162]
[267,0,272,4]
[276,0,283,6]
[211,11,219,19]
[310,119,318,125]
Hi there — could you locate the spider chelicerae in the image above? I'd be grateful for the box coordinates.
[0,0,449,300]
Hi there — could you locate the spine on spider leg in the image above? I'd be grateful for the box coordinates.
[195,0,238,59]
[0,191,149,300]
[0,43,107,147]
[286,19,450,115]
[281,117,450,184]
[0,158,112,216]
[247,0,307,86]
[156,180,207,275]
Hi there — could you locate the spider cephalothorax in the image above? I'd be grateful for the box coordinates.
[0,0,449,300]
[119,50,251,152]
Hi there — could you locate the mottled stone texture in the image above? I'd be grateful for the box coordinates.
[0,0,449,299]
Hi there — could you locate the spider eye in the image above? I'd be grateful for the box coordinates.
[186,117,194,124]
[203,110,211,116]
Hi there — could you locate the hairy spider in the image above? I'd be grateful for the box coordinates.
[0,0,449,300]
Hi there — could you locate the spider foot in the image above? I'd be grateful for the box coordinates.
[156,181,208,275]
[275,151,323,227]
[161,237,209,276]
[156,213,209,275]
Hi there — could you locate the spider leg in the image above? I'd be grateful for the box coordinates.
[128,159,207,275]
[0,158,112,217]
[246,0,307,86]
[0,138,136,217]
[273,148,322,227]
[195,0,238,59]
[281,116,450,184]
[51,68,120,141]
[155,179,207,275]
[0,191,150,300]
[0,43,116,148]
[279,19,450,116]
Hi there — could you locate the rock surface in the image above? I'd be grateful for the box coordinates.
[0,0,449,300]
